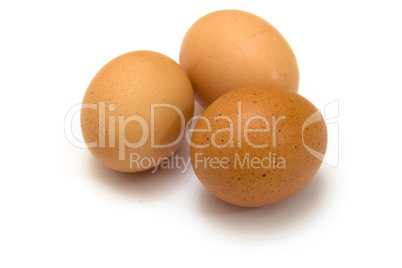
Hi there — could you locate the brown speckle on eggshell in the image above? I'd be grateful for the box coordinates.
[190,86,327,207]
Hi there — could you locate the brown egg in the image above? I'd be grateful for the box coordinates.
[180,10,299,107]
[190,86,327,207]
[81,51,194,172]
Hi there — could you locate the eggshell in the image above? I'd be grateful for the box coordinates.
[81,51,194,172]
[190,86,327,207]
[180,10,299,107]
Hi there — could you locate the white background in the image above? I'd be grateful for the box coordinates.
[1,0,401,267]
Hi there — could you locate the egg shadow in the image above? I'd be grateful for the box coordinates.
[194,170,333,243]
[84,137,194,202]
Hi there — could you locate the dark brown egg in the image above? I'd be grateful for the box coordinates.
[190,86,327,207]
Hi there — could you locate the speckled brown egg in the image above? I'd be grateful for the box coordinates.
[81,50,194,172]
[180,9,299,107]
[190,86,327,207]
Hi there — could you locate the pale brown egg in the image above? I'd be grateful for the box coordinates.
[180,10,299,107]
[190,86,327,207]
[81,51,194,172]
